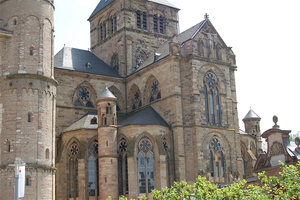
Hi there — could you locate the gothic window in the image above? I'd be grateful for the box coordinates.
[149,81,161,102]
[100,22,106,41]
[209,136,225,181]
[136,10,147,29]
[118,138,128,195]
[110,14,117,34]
[111,53,119,71]
[138,137,155,194]
[134,50,147,71]
[163,136,171,187]
[88,139,99,197]
[153,14,164,34]
[68,141,79,198]
[204,71,221,126]
[129,85,142,110]
[74,87,94,108]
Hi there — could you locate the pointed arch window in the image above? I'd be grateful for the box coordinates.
[88,139,99,197]
[118,138,128,195]
[134,50,147,71]
[209,136,225,182]
[110,14,117,34]
[68,141,79,198]
[111,53,119,71]
[130,86,142,110]
[138,137,154,194]
[149,80,161,103]
[74,87,94,108]
[204,71,221,126]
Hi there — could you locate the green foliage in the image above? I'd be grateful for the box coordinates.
[152,161,300,200]
[108,162,300,200]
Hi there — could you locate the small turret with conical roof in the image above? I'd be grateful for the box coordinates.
[96,86,118,200]
[243,108,263,154]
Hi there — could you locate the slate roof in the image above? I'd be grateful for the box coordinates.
[243,109,261,120]
[89,0,178,20]
[177,20,206,44]
[63,111,98,133]
[98,87,116,99]
[118,106,169,127]
[54,47,121,78]
[63,106,169,133]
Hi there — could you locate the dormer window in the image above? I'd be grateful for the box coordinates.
[86,62,91,69]
[91,117,97,124]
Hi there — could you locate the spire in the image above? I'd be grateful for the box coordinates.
[243,108,260,120]
[97,87,116,99]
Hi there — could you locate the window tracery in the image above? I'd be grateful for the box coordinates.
[68,141,79,198]
[204,70,221,126]
[129,85,142,110]
[134,50,147,71]
[74,87,94,108]
[111,53,119,71]
[144,76,161,103]
[209,136,225,182]
[118,138,128,195]
[138,136,154,194]
[88,139,99,197]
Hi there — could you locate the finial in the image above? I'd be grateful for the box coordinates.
[272,115,280,129]
[105,83,108,88]
[204,13,209,20]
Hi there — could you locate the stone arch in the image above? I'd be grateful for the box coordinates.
[128,84,142,111]
[143,75,161,104]
[72,81,97,108]
[7,16,20,30]
[108,85,125,112]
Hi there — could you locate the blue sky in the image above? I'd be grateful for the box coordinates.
[54,0,300,136]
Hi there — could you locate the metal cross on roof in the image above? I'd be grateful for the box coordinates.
[204,13,209,20]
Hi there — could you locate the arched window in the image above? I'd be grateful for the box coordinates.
[163,136,171,187]
[209,136,225,182]
[74,87,94,108]
[6,140,11,152]
[153,14,164,34]
[138,137,154,194]
[91,117,97,124]
[111,53,119,71]
[45,148,50,159]
[204,70,221,126]
[129,84,142,110]
[110,14,117,34]
[68,141,79,198]
[28,112,32,122]
[118,138,128,195]
[100,22,106,41]
[88,139,99,197]
[136,10,147,29]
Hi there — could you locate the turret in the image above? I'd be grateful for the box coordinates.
[243,109,262,154]
[0,0,56,199]
[96,87,118,200]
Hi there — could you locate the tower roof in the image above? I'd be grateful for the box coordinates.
[243,109,261,120]
[97,87,116,99]
[88,0,178,20]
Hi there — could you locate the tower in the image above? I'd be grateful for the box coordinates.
[243,109,263,154]
[88,0,179,76]
[97,87,118,199]
[0,0,56,199]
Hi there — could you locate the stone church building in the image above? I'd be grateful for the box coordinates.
[0,0,264,199]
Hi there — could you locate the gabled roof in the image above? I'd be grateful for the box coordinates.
[243,109,261,120]
[88,0,115,20]
[177,20,206,44]
[118,106,169,127]
[88,0,178,20]
[54,47,121,78]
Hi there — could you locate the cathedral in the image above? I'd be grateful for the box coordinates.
[0,0,265,199]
